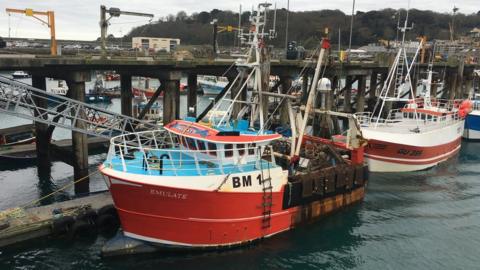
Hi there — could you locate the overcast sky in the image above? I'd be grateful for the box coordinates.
[0,0,478,41]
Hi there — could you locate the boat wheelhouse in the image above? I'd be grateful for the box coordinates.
[0,124,35,146]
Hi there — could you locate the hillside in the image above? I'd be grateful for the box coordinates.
[127,8,480,49]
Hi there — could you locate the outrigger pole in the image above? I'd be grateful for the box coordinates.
[293,37,330,158]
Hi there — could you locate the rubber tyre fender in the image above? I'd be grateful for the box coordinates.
[68,219,95,239]
[51,216,75,235]
[96,214,120,231]
[97,204,118,219]
[77,209,98,224]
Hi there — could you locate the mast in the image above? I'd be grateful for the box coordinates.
[208,3,276,134]
[293,37,330,157]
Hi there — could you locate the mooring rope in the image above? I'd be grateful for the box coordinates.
[21,169,101,209]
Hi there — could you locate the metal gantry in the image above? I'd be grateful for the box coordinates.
[0,75,159,139]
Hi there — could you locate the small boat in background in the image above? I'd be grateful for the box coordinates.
[133,101,163,124]
[198,75,229,95]
[463,94,480,140]
[12,71,31,79]
[0,124,35,147]
[105,71,120,81]
[50,80,68,96]
[132,77,187,99]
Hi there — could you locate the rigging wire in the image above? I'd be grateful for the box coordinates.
[262,43,321,132]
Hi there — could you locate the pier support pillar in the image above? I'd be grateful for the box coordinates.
[120,75,133,117]
[410,75,418,99]
[465,77,474,99]
[67,71,90,195]
[162,80,180,125]
[330,76,341,135]
[301,73,309,103]
[447,70,457,100]
[367,72,378,111]
[356,75,367,113]
[32,75,51,180]
[187,73,197,118]
[456,60,465,99]
[280,76,292,126]
[344,76,353,113]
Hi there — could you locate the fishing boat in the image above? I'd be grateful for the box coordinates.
[133,101,163,124]
[355,14,468,172]
[0,124,35,146]
[198,75,229,95]
[132,77,183,99]
[100,3,367,250]
[463,98,480,140]
[11,71,31,79]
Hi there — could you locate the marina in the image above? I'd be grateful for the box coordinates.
[0,0,480,269]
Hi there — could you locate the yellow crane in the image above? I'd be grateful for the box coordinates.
[5,8,57,56]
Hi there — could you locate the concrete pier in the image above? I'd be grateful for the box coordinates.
[163,80,179,124]
[187,73,197,117]
[67,71,90,194]
[31,75,51,179]
[344,76,354,113]
[280,76,292,126]
[120,74,133,117]
[356,75,367,113]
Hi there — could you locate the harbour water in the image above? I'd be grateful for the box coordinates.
[1,73,480,269]
[1,128,480,269]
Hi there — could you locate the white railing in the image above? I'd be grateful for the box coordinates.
[355,100,462,133]
[104,129,276,176]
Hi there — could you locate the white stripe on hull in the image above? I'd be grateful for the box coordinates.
[463,129,480,140]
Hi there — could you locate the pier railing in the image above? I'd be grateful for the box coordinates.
[104,129,276,176]
[0,75,158,138]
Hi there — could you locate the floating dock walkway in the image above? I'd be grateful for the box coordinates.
[0,191,114,248]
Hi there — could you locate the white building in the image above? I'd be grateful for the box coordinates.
[131,37,180,52]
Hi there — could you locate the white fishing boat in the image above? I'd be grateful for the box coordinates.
[198,75,229,95]
[12,71,31,79]
[355,12,468,172]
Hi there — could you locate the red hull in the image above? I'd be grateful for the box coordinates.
[102,170,365,247]
[106,174,289,246]
[366,137,461,165]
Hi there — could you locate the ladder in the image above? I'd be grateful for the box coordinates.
[259,147,273,229]
[0,75,158,139]
[394,50,405,97]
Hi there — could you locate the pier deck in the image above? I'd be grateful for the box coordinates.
[0,191,113,248]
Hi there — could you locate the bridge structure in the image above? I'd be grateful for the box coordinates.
[0,53,478,193]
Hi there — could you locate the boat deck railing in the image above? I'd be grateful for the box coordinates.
[104,129,276,177]
[356,106,461,133]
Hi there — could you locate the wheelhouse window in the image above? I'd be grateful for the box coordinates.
[248,143,256,155]
[197,140,206,152]
[225,144,233,158]
[207,142,217,156]
[186,137,197,150]
[237,144,245,156]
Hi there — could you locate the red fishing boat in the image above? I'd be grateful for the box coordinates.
[101,3,367,250]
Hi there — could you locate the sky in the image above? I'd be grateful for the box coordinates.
[0,0,478,41]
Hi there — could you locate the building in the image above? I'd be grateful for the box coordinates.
[131,37,180,52]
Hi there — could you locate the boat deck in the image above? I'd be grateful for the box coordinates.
[107,148,274,177]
